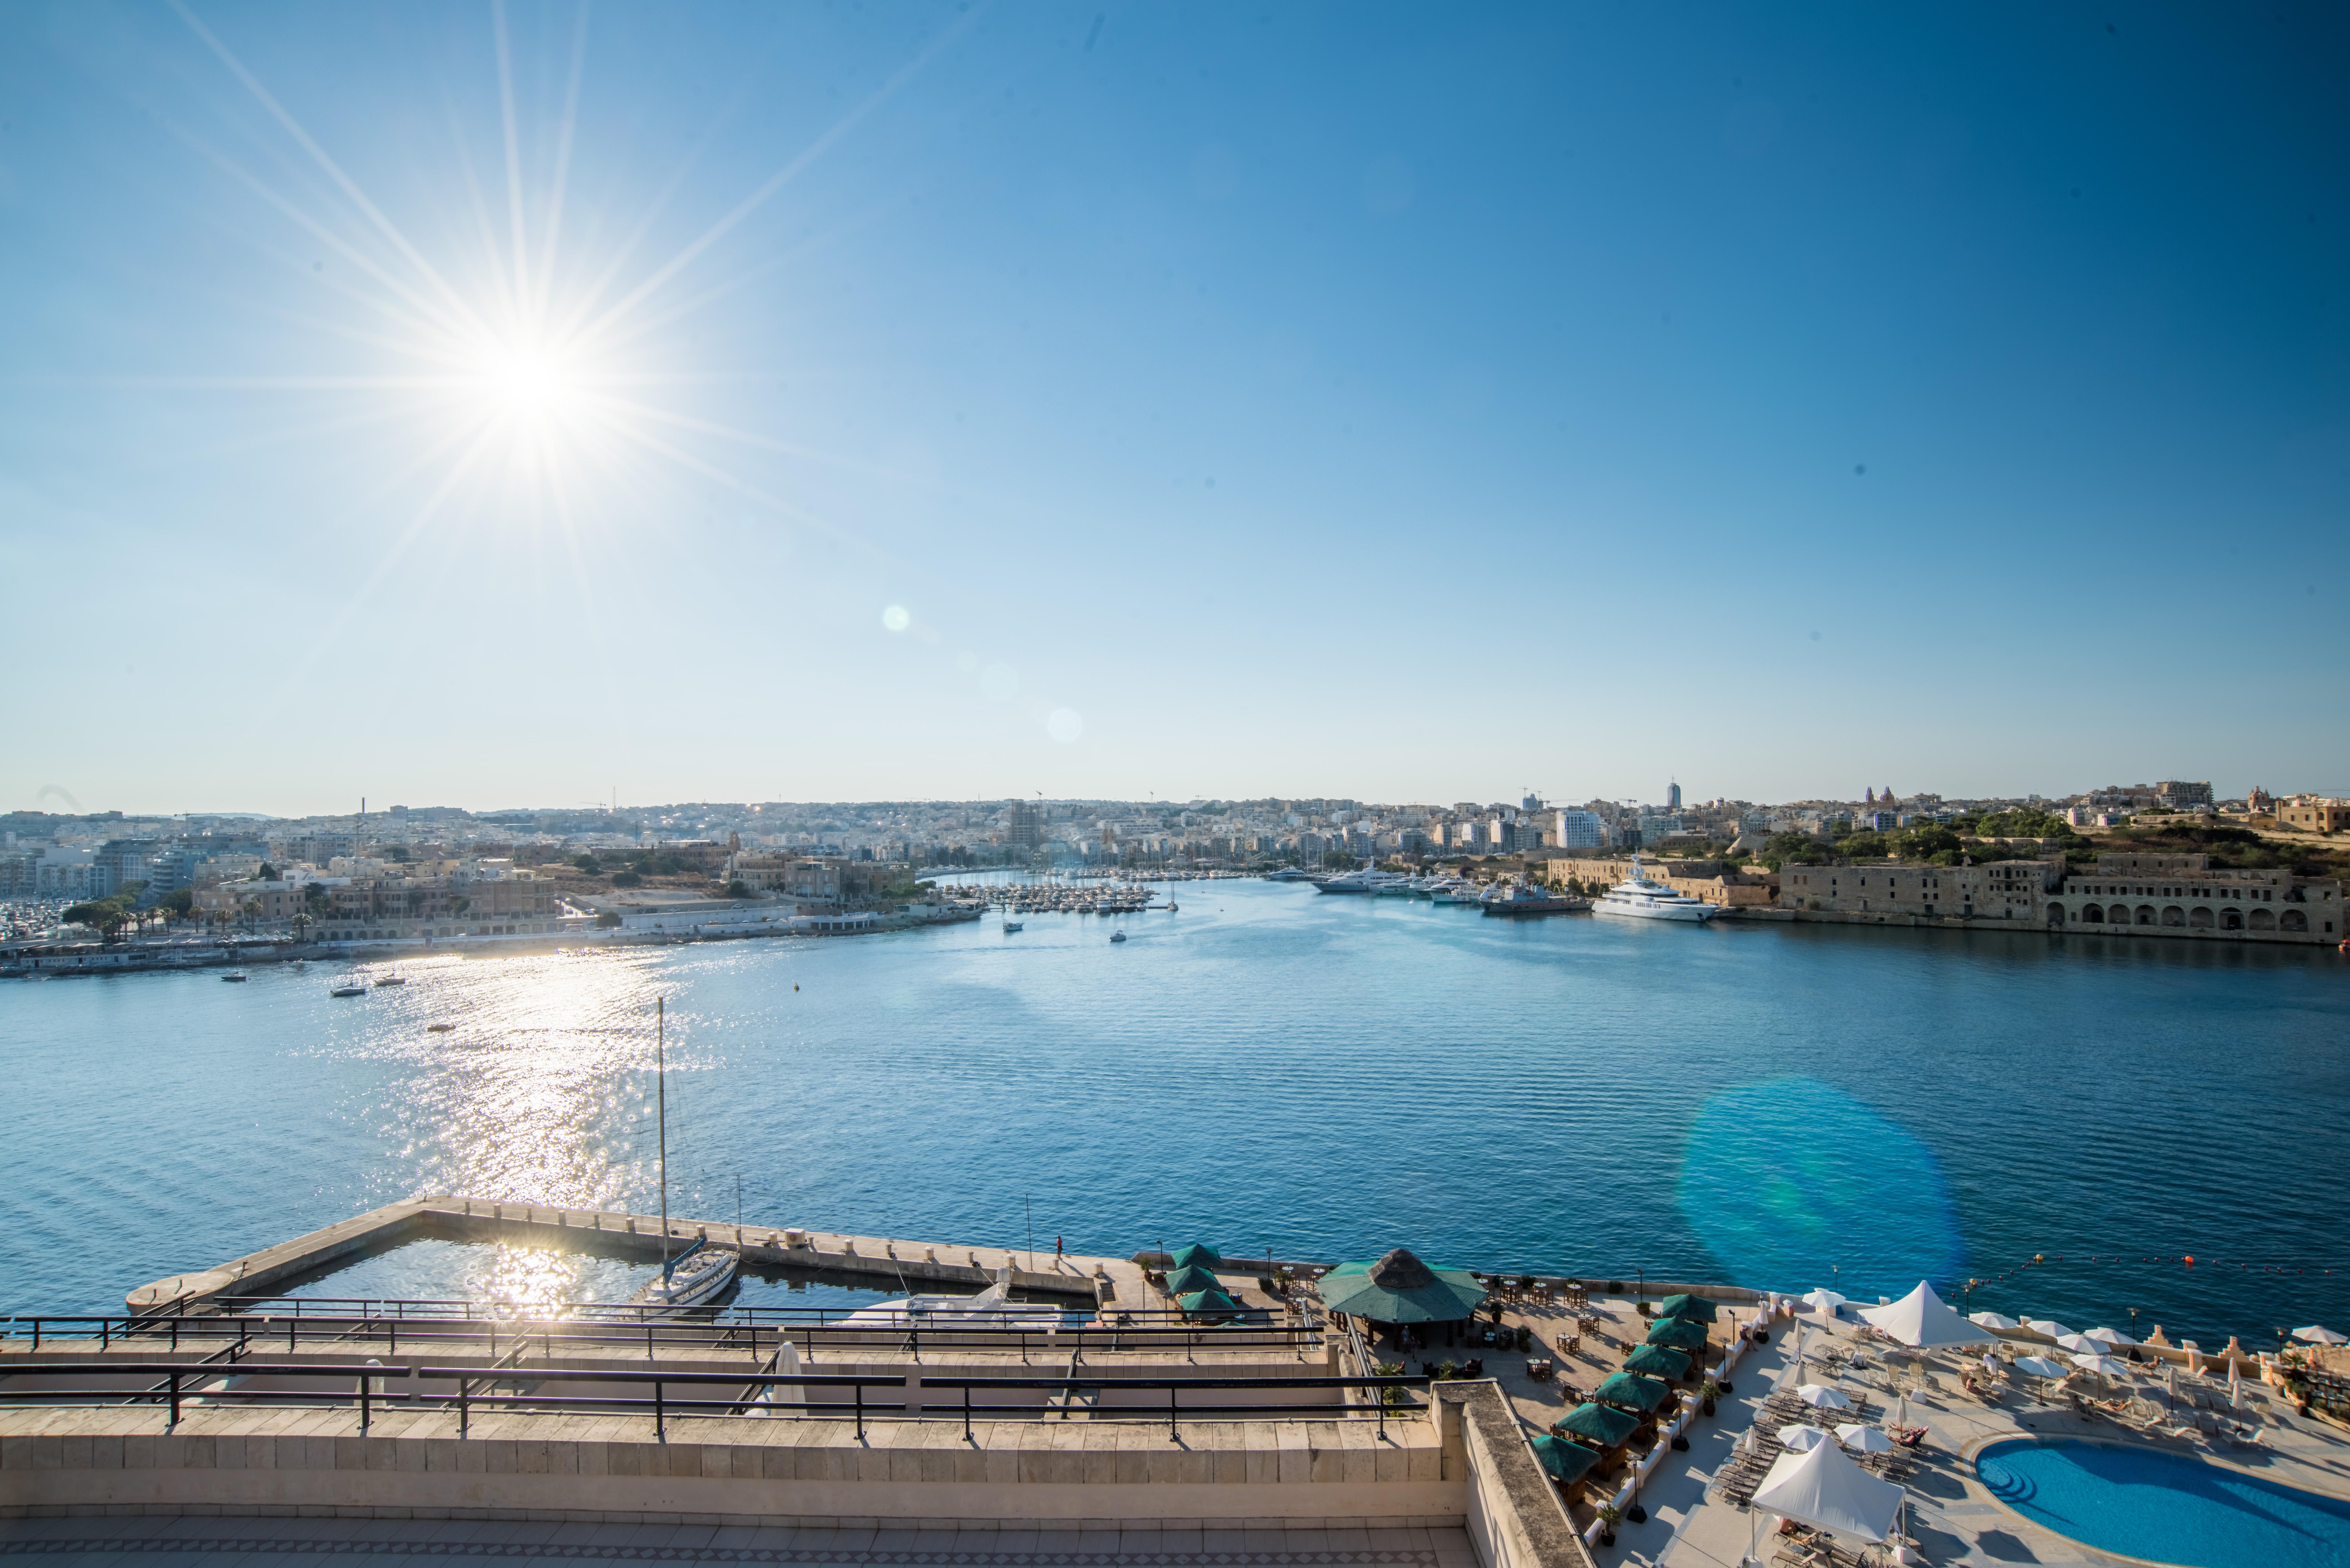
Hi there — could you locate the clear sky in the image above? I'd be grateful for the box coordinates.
[3,3,2345,816]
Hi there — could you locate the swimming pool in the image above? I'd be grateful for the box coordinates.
[1976,1438,2350,1568]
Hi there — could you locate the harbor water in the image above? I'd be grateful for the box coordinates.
[3,878,2344,1344]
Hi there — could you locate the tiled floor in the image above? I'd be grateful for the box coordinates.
[0,1518,1472,1568]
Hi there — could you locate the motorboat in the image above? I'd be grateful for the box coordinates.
[833,1268,1079,1330]
[1315,868,1412,895]
[329,978,367,996]
[1109,930,1128,943]
[220,970,248,982]
[426,1022,455,1033]
[1591,855,1721,922]
[629,1238,739,1310]
[1002,920,1024,934]
[1264,868,1313,882]
[1430,883,1484,905]
[373,972,406,986]
[1480,882,1588,917]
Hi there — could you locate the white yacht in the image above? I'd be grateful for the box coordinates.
[1592,856,1721,923]
[833,1268,1074,1330]
[629,1239,739,1310]
[1314,868,1412,895]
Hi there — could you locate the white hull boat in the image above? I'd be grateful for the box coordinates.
[1591,855,1721,922]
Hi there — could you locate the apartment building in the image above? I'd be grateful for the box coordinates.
[2278,798,2350,834]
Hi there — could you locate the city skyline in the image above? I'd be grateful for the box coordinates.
[4,4,2345,813]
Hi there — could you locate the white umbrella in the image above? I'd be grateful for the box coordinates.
[1779,1423,1829,1452]
[2055,1333,2104,1355]
[2072,1353,2130,1378]
[1859,1281,1984,1349]
[1803,1288,1848,1317]
[1749,1439,1906,1544]
[1837,1422,1894,1453]
[2293,1326,2348,1346]
[2025,1319,2074,1339]
[2083,1326,2137,1349]
[1970,1311,2021,1331]
[1796,1382,1852,1409]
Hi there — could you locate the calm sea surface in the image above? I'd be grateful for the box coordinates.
[4,879,2345,1346]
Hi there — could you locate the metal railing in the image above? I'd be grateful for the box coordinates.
[1,1360,1428,1442]
[3,1309,1315,1363]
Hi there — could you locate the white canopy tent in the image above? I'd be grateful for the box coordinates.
[1859,1282,1984,1349]
[1743,1438,1906,1564]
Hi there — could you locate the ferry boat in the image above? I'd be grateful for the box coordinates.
[220,970,248,982]
[1591,856,1721,923]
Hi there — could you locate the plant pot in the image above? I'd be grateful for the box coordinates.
[1597,1532,1616,1548]
[1701,1398,1717,1416]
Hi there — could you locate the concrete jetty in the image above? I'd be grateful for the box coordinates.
[126,1195,1144,1314]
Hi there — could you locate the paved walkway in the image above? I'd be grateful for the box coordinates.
[0,1519,1473,1568]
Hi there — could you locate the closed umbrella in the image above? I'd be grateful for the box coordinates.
[2293,1326,2349,1346]
[1836,1422,1893,1453]
[1778,1423,1829,1452]
[1970,1311,2021,1332]
[1795,1383,1852,1410]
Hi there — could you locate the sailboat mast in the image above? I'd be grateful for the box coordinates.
[657,996,669,1274]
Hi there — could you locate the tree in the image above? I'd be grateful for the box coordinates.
[725,879,752,899]
[64,899,132,940]
[595,910,622,928]
[160,888,195,924]
[255,862,278,881]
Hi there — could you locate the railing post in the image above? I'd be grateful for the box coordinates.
[171,1318,179,1352]
[102,1318,110,1350]
[655,1380,665,1442]
[1169,1383,1178,1441]
[168,1369,181,1426]
[360,1374,371,1433]
[458,1377,470,1438]
[855,1381,864,1441]
[964,1383,972,1442]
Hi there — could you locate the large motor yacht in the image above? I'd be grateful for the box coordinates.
[1591,856,1722,922]
[1314,868,1413,895]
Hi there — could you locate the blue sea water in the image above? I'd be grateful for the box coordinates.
[1978,1437,2350,1567]
[3,879,2345,1343]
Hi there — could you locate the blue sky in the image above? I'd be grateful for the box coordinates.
[2,3,2344,815]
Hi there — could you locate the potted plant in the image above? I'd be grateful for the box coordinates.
[1516,1325,1534,1352]
[1594,1503,1621,1547]
[1438,1359,1461,1381]
[1699,1378,1723,1417]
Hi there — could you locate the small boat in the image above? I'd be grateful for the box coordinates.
[629,1237,739,1310]
[220,970,248,982]
[329,978,367,996]
[1165,902,1178,912]
[373,972,406,986]
[426,1022,455,1033]
[1003,920,1024,934]
[1109,930,1128,943]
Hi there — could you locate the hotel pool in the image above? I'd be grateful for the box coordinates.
[1976,1438,2350,1568]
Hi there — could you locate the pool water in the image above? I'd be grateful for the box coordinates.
[1976,1438,2350,1567]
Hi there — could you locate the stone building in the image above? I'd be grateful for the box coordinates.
[2047,853,2342,943]
[1778,858,2061,923]
[1532,855,1777,908]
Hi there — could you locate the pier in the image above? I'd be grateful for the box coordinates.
[125,1196,1144,1315]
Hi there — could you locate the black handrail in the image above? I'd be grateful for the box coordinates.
[1,1359,1425,1443]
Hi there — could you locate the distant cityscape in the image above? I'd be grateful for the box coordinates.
[3,778,2345,960]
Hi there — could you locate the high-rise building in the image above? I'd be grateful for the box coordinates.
[1008,801,1044,851]
[1666,781,1682,810]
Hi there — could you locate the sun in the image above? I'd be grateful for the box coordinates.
[474,339,581,424]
